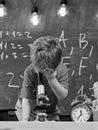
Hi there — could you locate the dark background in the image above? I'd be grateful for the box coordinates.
[0,0,98,120]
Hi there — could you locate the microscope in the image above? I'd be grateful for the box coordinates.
[34,72,50,121]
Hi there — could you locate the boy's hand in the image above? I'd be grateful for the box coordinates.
[42,69,57,80]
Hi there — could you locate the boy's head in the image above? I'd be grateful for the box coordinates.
[30,36,62,72]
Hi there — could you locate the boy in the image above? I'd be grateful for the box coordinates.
[15,36,69,121]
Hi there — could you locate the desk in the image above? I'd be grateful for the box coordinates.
[0,122,98,130]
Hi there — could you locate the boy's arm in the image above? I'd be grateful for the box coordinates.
[22,98,33,121]
[43,64,69,100]
[48,77,68,100]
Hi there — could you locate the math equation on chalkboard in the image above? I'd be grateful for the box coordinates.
[0,30,33,61]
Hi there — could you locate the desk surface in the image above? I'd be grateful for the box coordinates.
[0,122,98,130]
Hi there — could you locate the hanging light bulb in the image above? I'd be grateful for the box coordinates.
[0,0,7,17]
[58,0,68,17]
[30,6,41,26]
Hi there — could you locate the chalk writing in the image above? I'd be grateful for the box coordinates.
[79,58,88,76]
[12,52,18,59]
[0,41,7,49]
[6,30,10,35]
[60,31,98,78]
[0,41,31,60]
[71,70,75,76]
[70,47,74,56]
[17,44,23,49]
[59,30,68,48]
[11,43,17,49]
[12,31,16,38]
[71,85,88,106]
[16,32,23,37]
[59,30,98,105]
[7,72,24,88]
[90,74,92,81]
[0,30,33,38]
[20,74,24,79]
[79,33,88,49]
[96,63,98,70]
[89,45,93,58]
[0,30,33,61]
[0,30,3,38]
[21,52,28,58]
[7,72,20,88]
[24,32,33,38]
[77,85,84,96]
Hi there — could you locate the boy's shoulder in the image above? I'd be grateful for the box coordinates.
[24,64,35,74]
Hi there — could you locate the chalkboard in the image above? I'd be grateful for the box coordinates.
[0,30,98,115]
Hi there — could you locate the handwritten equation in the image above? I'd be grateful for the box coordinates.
[0,31,33,60]
[0,41,32,60]
[0,30,33,39]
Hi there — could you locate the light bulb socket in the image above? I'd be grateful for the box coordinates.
[0,0,5,5]
[60,0,67,5]
[31,6,38,13]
